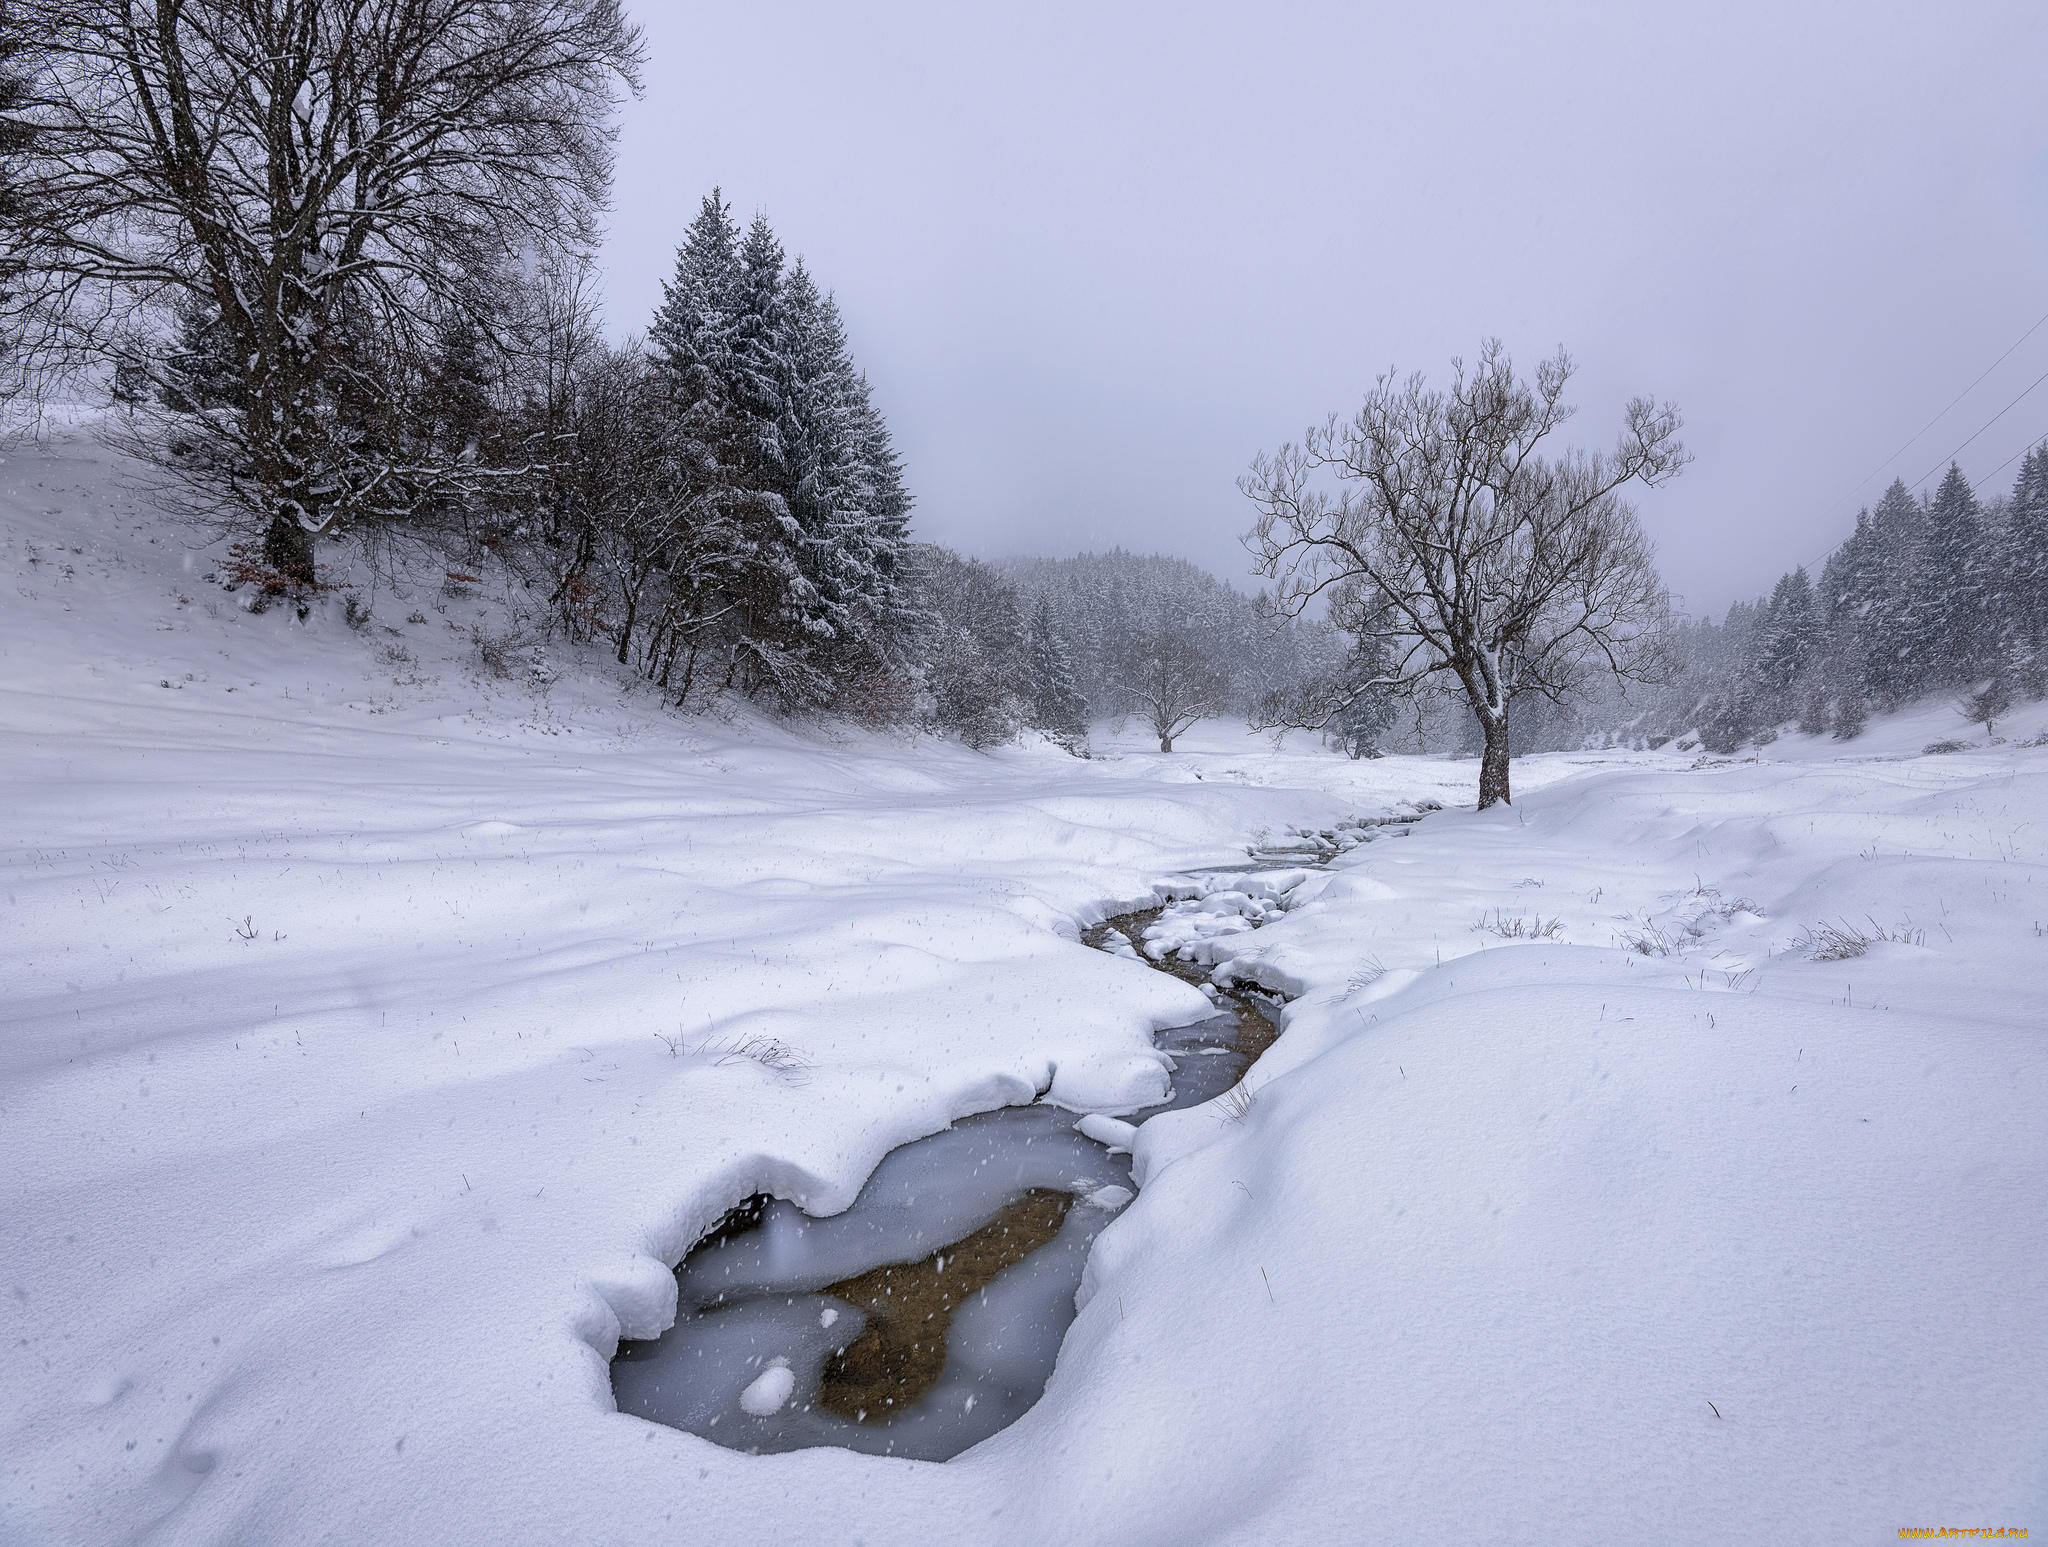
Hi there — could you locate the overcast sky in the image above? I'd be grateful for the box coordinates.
[599,1,2048,616]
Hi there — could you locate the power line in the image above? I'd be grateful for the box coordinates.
[1836,307,2048,505]
[1905,360,2048,494]
[1696,311,2048,616]
[1974,427,2046,488]
[1763,311,2048,590]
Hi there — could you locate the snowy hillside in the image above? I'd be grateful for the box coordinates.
[3,425,2044,1545]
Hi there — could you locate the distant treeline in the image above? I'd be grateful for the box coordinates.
[911,546,1343,752]
[1543,457,2048,753]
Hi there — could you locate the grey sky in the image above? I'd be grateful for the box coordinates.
[601,1,2048,616]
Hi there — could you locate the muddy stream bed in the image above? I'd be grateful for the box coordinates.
[611,815,1423,1460]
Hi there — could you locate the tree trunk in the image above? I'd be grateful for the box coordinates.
[1159,735,1173,752]
[261,510,317,590]
[1477,714,1512,809]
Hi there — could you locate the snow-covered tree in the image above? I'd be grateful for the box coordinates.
[1861,480,1926,708]
[1748,567,1819,702]
[1243,341,1686,807]
[1001,549,1339,719]
[0,1,37,312]
[1916,464,1988,684]
[5,0,644,586]
[640,197,917,711]
[1998,447,2048,687]
[915,546,1027,748]
[1329,634,1398,758]
[1114,630,1231,752]
[1023,593,1089,752]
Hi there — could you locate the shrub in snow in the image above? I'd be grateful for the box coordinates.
[1792,918,1924,960]
[1959,678,2013,741]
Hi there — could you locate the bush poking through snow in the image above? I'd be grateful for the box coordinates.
[1615,915,1678,956]
[1922,739,1971,756]
[1475,908,1564,941]
[1215,1082,1257,1122]
[1792,917,1926,962]
[1344,957,1387,994]
[703,1034,812,1082]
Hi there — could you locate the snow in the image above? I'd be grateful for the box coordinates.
[738,1361,794,1417]
[3,421,2045,1544]
[1073,1114,1138,1151]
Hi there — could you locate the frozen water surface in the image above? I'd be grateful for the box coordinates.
[612,1005,1253,1459]
[613,890,1290,1461]
[609,842,1424,1461]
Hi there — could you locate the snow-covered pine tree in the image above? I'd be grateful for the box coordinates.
[774,263,862,637]
[716,213,832,706]
[843,371,921,662]
[158,295,246,415]
[649,192,742,426]
[772,262,919,700]
[640,195,920,713]
[1916,464,1988,685]
[2000,446,2048,693]
[1746,566,1820,714]
[1818,509,1882,727]
[629,192,756,679]
[1022,593,1089,752]
[915,546,1028,748]
[1330,633,1397,758]
[1863,479,1927,707]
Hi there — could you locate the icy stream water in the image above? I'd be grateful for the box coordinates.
[610,829,1400,1461]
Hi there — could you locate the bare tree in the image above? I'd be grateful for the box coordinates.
[1959,676,2011,742]
[1242,342,1686,807]
[3,0,642,585]
[1116,630,1230,752]
[569,340,740,701]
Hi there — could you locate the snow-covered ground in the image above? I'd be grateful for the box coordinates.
[3,425,2044,1545]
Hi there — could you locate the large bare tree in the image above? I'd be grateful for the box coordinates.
[1116,630,1230,752]
[3,0,642,585]
[1242,342,1686,808]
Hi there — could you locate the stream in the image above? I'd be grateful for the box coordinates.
[611,814,1424,1460]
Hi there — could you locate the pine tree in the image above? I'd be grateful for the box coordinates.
[1863,479,1926,707]
[772,261,918,695]
[1331,633,1398,758]
[640,195,922,712]
[159,295,245,415]
[649,191,742,431]
[1818,510,1879,714]
[1023,593,1088,752]
[1747,566,1820,710]
[774,262,863,638]
[1917,463,1988,684]
[2000,446,2048,690]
